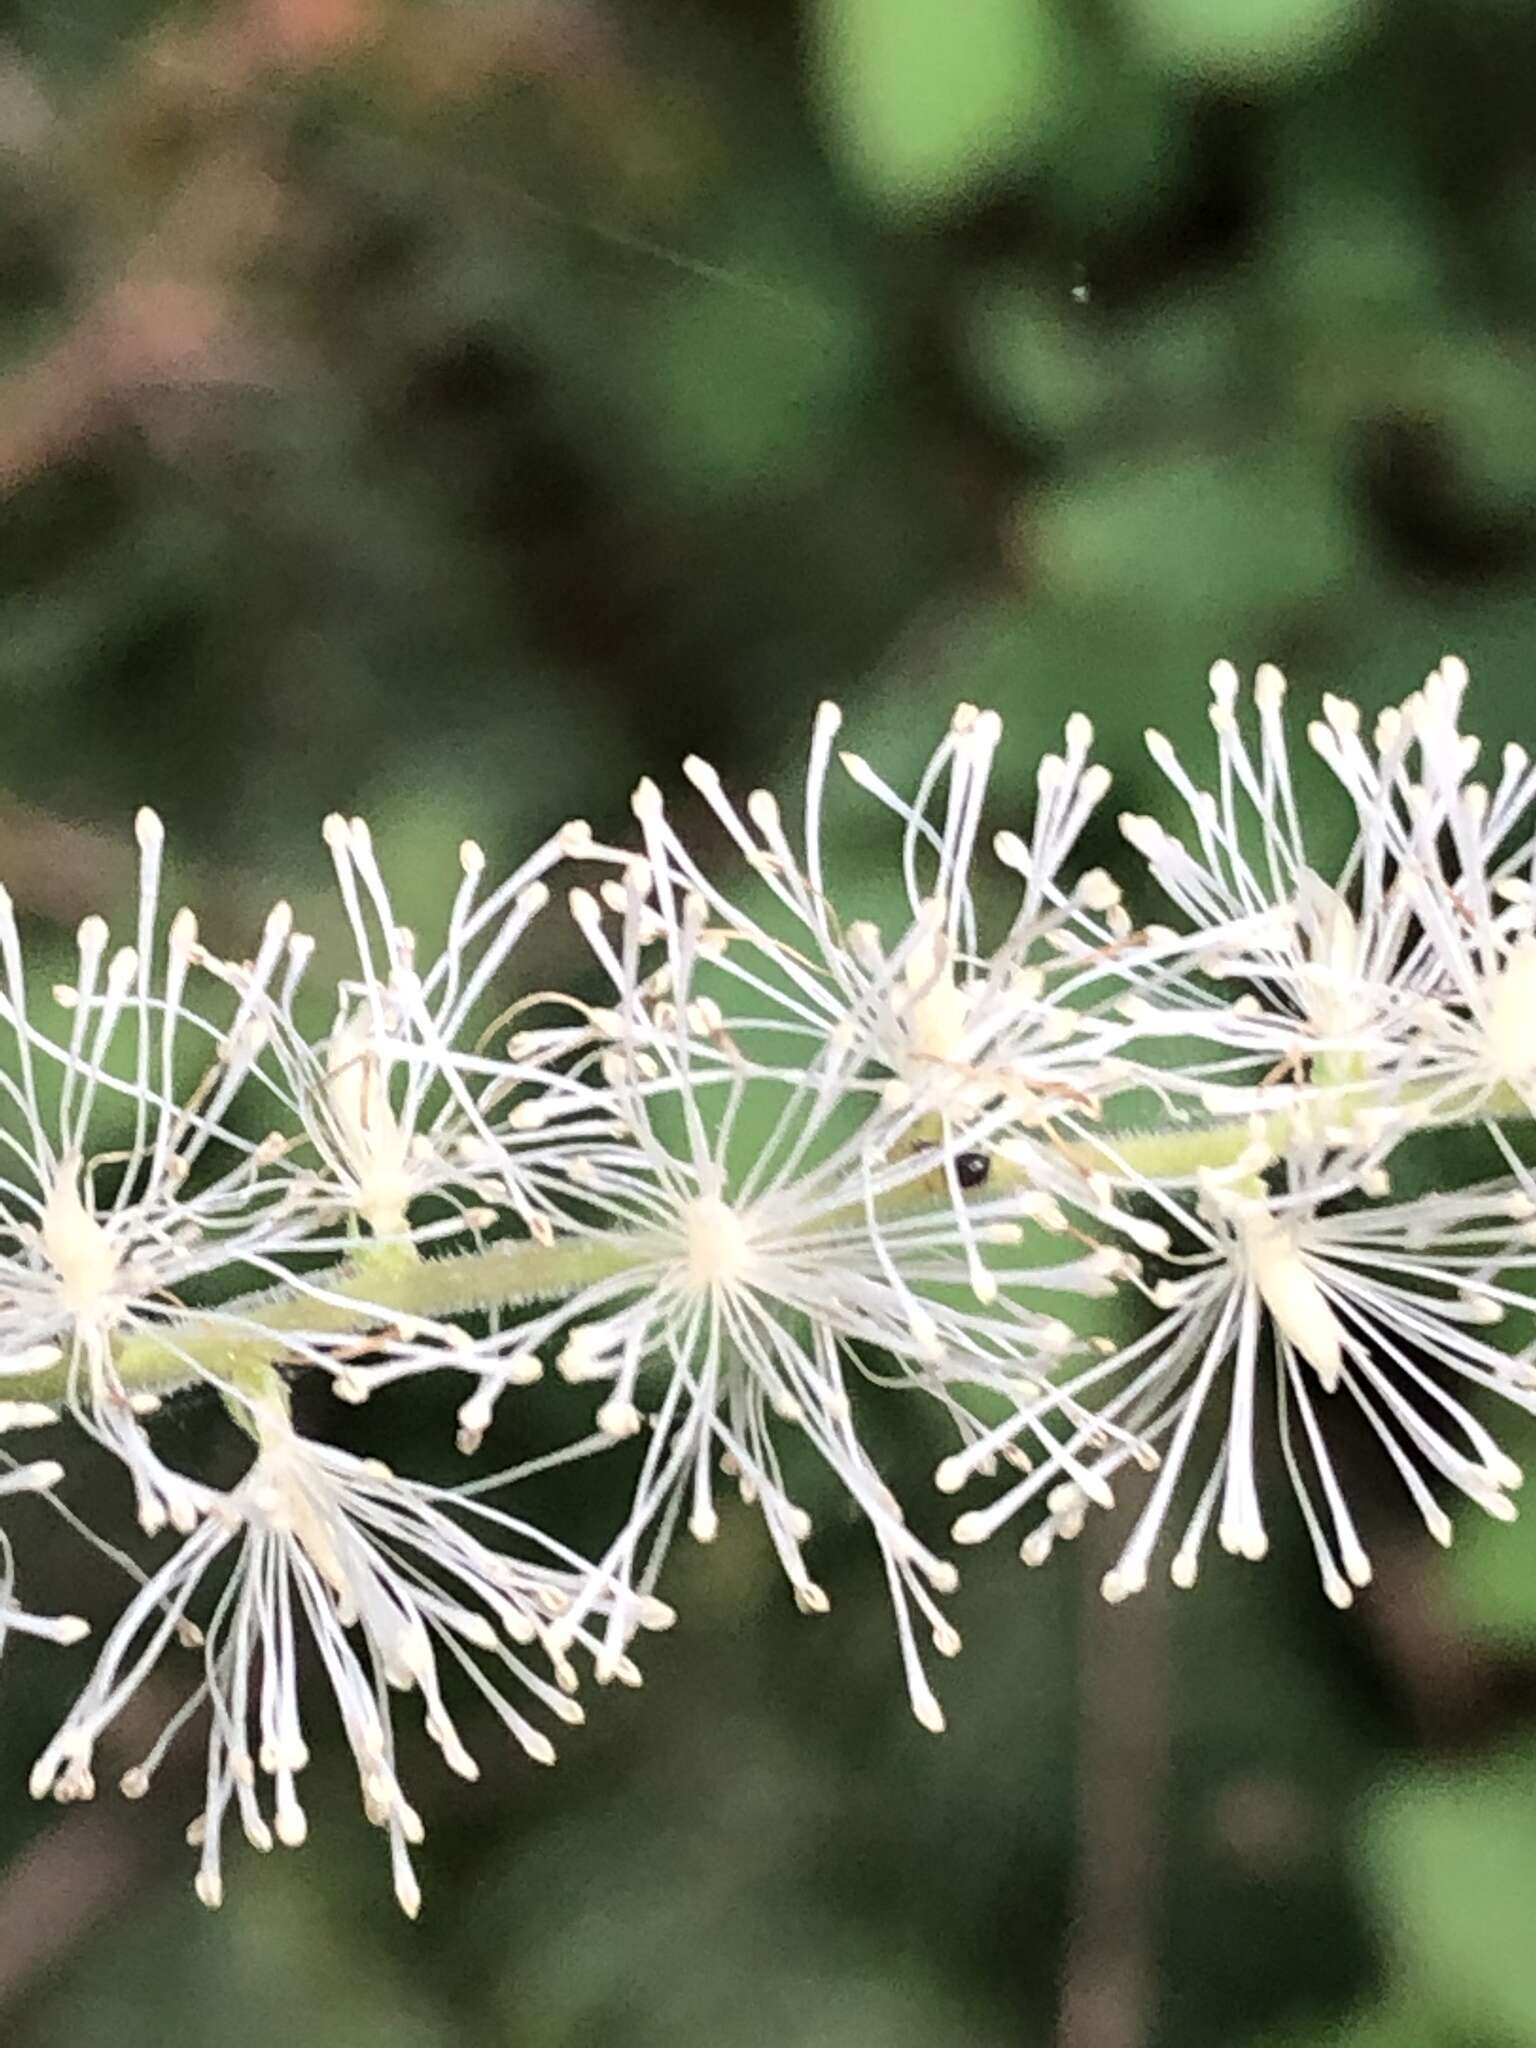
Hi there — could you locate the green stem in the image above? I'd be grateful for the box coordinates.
[13,1235,649,1409]
[13,1077,1525,1411]
[1058,1075,1520,1182]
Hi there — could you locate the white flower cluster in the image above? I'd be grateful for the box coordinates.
[4,655,1536,1912]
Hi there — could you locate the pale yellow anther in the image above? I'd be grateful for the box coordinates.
[1240,1209,1343,1393]
[41,1156,119,1316]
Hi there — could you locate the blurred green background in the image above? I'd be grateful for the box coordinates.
[3,0,1536,2042]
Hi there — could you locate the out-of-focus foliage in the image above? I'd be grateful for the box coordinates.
[811,0,1069,211]
[0,0,1535,2043]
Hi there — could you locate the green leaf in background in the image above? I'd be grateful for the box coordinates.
[1116,0,1374,82]
[809,0,1068,213]
[1025,444,1358,623]
[964,278,1121,444]
[1418,339,1536,515]
[967,279,1246,449]
[1366,1743,1536,2042]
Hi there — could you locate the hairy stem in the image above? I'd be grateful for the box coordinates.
[12,1235,649,1408]
[12,1077,1521,1410]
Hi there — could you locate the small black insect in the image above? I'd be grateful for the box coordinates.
[954,1151,991,1190]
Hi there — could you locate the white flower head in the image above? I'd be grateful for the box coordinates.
[1116,662,1444,1115]
[1306,659,1536,1119]
[210,814,609,1249]
[0,813,309,1530]
[31,1402,670,1916]
[947,1152,1536,1609]
[566,703,1133,1169]
[458,855,1123,1732]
